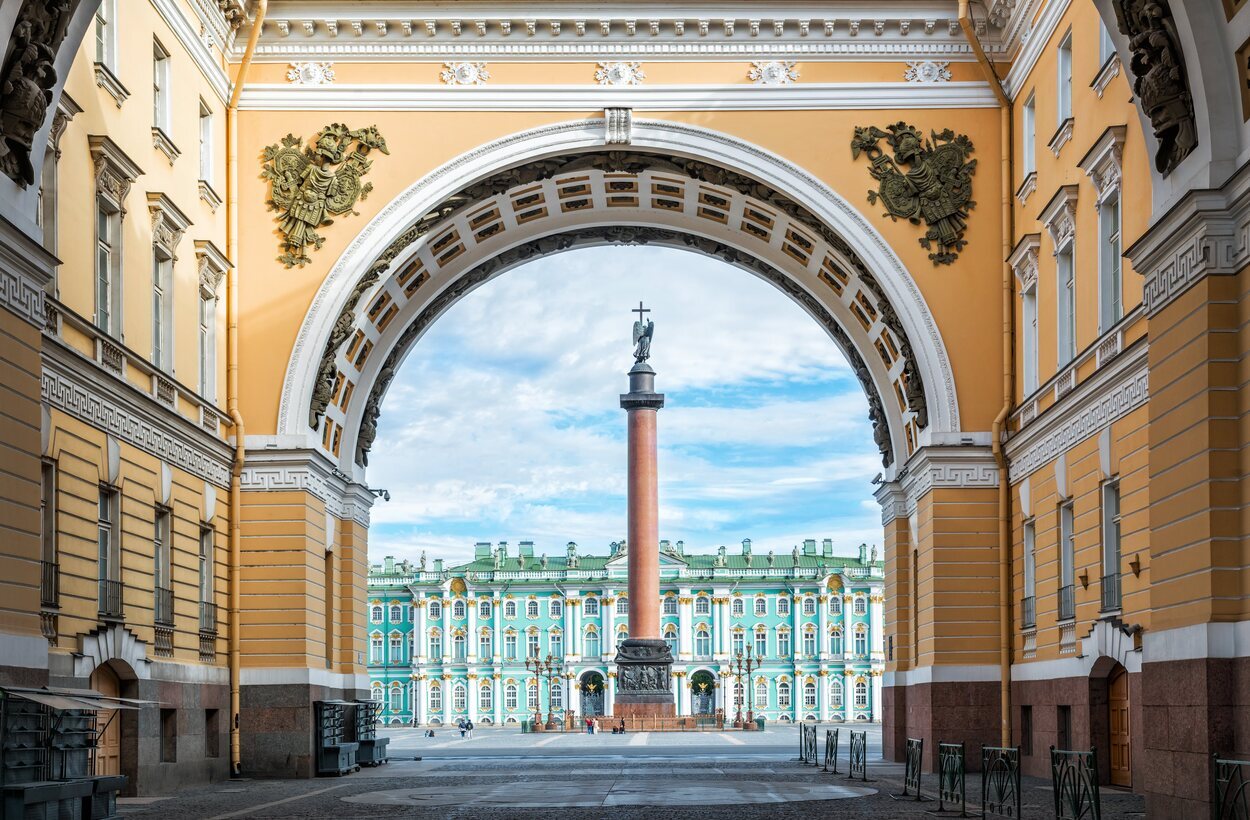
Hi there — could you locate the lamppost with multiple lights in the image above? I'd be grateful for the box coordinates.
[525,653,565,729]
[729,645,762,728]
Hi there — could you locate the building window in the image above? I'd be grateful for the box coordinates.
[389,604,402,622]
[754,597,767,616]
[429,633,442,658]
[732,632,744,656]
[153,40,171,134]
[369,635,382,664]
[854,625,868,656]
[154,506,171,618]
[584,631,599,657]
[527,632,540,658]
[695,628,711,657]
[664,627,678,656]
[550,598,563,619]
[504,633,517,659]
[505,684,518,710]
[732,598,744,617]
[1057,705,1072,750]
[479,631,492,658]
[754,681,768,708]
[1101,480,1122,609]
[802,597,815,616]
[803,682,817,709]
[777,631,791,657]
[550,683,562,710]
[479,683,492,712]
[1023,519,1037,625]
[616,627,628,648]
[778,682,791,709]
[198,100,213,181]
[583,597,598,617]
[94,0,116,70]
[95,201,121,336]
[1059,500,1076,620]
[777,596,790,616]
[527,684,539,710]
[198,291,216,398]
[452,634,466,659]
[802,630,816,657]
[452,683,466,712]
[1021,94,1036,177]
[830,680,843,708]
[662,596,677,615]
[754,631,767,657]
[96,488,119,587]
[41,460,57,566]
[198,526,213,607]
[1022,283,1039,393]
[151,245,173,371]
[853,597,867,616]
[389,634,403,663]
[1098,21,1116,65]
[370,605,383,623]
[616,597,628,615]
[429,600,442,620]
[830,629,843,656]
[854,681,868,709]
[390,686,403,712]
[829,596,841,616]
[503,600,516,619]
[733,682,744,710]
[1098,195,1123,332]
[452,599,465,619]
[1057,32,1073,124]
[429,684,441,713]
[478,599,492,619]
[370,685,383,703]
[1057,245,1076,366]
[550,632,563,657]
[526,599,539,618]
[694,596,709,615]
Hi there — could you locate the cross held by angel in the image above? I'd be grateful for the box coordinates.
[631,301,654,363]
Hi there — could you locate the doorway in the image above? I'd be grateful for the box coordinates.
[579,672,605,716]
[90,664,121,776]
[1108,664,1131,787]
[690,671,716,715]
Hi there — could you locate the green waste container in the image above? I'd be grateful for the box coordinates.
[756,717,766,731]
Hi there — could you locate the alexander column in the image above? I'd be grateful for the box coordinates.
[614,302,676,718]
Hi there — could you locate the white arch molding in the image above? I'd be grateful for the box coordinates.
[276,117,962,478]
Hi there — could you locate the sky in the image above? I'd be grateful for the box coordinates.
[366,245,884,567]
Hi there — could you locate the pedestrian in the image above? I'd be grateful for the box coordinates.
[466,719,474,738]
[458,719,466,738]
[619,718,626,735]
[585,717,592,734]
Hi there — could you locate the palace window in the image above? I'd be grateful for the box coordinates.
[429,600,442,620]
[389,604,402,622]
[1021,94,1036,177]
[527,633,540,658]
[526,599,539,618]
[453,683,466,712]
[802,630,816,657]
[1059,500,1076,620]
[1022,282,1038,393]
[803,597,815,616]
[479,631,492,658]
[95,201,121,337]
[663,596,677,615]
[1057,234,1076,367]
[1101,480,1121,610]
[452,634,466,659]
[854,625,868,656]
[830,629,843,656]
[389,634,403,663]
[733,682,744,710]
[550,684,562,710]
[198,100,213,182]
[40,460,56,571]
[550,632,563,657]
[732,598,744,617]
[803,682,817,709]
[479,682,492,712]
[153,507,171,614]
[583,597,599,616]
[854,681,868,709]
[370,684,383,703]
[198,526,214,609]
[778,682,791,709]
[1057,32,1073,124]
[372,604,386,622]
[504,633,517,659]
[777,596,790,616]
[453,599,465,619]
[732,632,744,656]
[369,635,382,664]
[754,632,767,657]
[616,597,629,616]
[829,596,842,616]
[854,597,867,616]
[151,247,171,370]
[505,684,518,710]
[504,600,516,619]
[694,596,710,615]
[478,599,492,619]
[527,684,539,710]
[429,633,442,658]
[695,628,711,658]
[550,598,563,619]
[94,0,117,69]
[616,627,628,648]
[584,631,599,657]
[198,287,215,398]
[1098,194,1123,332]
[778,631,791,657]
[429,684,441,712]
[1023,520,1037,625]
[830,680,843,708]
[664,627,678,656]
[152,40,171,134]
[754,598,767,616]
[754,681,768,708]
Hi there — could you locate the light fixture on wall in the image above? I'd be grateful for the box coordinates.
[367,487,391,502]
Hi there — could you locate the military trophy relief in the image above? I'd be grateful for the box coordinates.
[261,123,389,268]
[851,122,977,266]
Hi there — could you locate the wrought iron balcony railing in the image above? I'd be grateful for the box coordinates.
[98,578,124,620]
[199,600,218,633]
[1021,595,1036,629]
[40,560,58,608]
[155,586,174,626]
[1100,573,1121,612]
[1058,584,1075,622]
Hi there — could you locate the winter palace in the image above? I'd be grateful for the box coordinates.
[366,541,885,726]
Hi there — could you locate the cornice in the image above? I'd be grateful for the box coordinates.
[41,339,233,487]
[873,480,907,526]
[1077,124,1127,207]
[0,214,55,328]
[1003,0,1072,100]
[150,0,232,103]
[237,81,1000,111]
[1005,339,1148,482]
[899,444,998,512]
[240,447,375,526]
[1039,184,1078,251]
[1009,233,1041,292]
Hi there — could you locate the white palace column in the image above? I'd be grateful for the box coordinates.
[413,598,425,664]
[411,678,421,725]
[818,593,829,661]
[468,675,478,723]
[565,673,574,717]
[870,591,884,657]
[443,675,453,725]
[492,596,503,662]
[843,594,854,662]
[467,591,478,663]
[844,673,855,722]
[678,588,692,660]
[565,590,578,660]
[442,592,452,662]
[871,671,883,723]
[819,671,830,721]
[606,672,616,715]
[677,672,691,714]
[603,596,615,659]
[493,674,503,724]
[715,591,729,656]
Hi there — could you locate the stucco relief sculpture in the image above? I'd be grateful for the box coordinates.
[0,0,73,186]
[262,123,389,267]
[1112,0,1196,175]
[851,122,977,265]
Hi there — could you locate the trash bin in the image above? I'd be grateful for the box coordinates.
[756,717,766,731]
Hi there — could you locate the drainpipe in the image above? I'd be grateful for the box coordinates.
[958,0,1014,748]
[227,0,267,777]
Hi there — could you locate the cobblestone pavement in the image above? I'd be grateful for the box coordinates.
[117,728,1146,819]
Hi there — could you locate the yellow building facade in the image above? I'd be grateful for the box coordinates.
[0,0,1246,813]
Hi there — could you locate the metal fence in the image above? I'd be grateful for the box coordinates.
[798,723,818,766]
[822,728,839,774]
[892,737,926,800]
[1214,755,1250,820]
[847,730,869,782]
[39,560,58,608]
[1051,747,1101,820]
[937,741,967,817]
[980,745,1021,819]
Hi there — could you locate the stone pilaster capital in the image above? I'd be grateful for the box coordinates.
[679,597,694,605]
[467,673,478,680]
[818,595,828,603]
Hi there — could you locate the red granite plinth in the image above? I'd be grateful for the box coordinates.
[613,699,677,719]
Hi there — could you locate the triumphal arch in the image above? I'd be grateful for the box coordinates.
[1,0,1248,814]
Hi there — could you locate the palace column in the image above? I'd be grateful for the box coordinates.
[442,675,453,725]
[818,594,829,661]
[713,595,725,658]
[678,589,692,659]
[467,593,477,662]
[565,590,578,660]
[492,674,503,725]
[843,594,854,661]
[869,591,884,657]
[602,596,615,658]
[844,674,855,722]
[614,351,675,717]
[492,596,502,662]
[871,672,883,723]
[442,592,452,662]
[605,672,616,715]
[467,675,478,723]
[413,599,425,664]
[819,671,830,722]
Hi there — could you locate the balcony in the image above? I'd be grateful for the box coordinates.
[1100,573,1121,612]
[155,586,174,626]
[40,561,59,608]
[1058,584,1075,622]
[199,601,218,634]
[1021,596,1036,628]
[98,579,124,620]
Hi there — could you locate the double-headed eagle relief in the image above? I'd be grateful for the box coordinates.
[851,122,976,265]
[262,123,388,267]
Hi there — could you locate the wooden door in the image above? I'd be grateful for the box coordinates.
[91,666,121,776]
[1108,666,1131,787]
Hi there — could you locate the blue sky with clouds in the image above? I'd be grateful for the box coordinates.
[366,245,883,566]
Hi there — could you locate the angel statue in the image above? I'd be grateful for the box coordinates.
[851,122,976,265]
[262,123,389,267]
[631,302,654,363]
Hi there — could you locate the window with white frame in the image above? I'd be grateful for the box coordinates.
[694,596,710,615]
[664,626,678,656]
[777,631,791,657]
[829,596,841,616]
[732,631,744,656]
[550,683,562,710]
[527,683,539,710]
[452,683,466,711]
[505,683,517,710]
[732,598,744,617]
[754,681,768,707]
[803,597,815,616]
[854,597,867,616]
[370,684,383,703]
[369,634,382,664]
[389,604,402,622]
[1101,480,1121,598]
[1023,519,1037,608]
[1059,500,1076,618]
[503,600,516,619]
[1023,283,1039,393]
[479,630,492,658]
[754,631,767,657]
[504,632,517,659]
[854,681,868,709]
[428,631,442,658]
[550,632,563,658]
[695,627,710,657]
[1098,194,1122,333]
[662,596,677,615]
[429,683,441,712]
[1057,245,1076,365]
[370,605,383,623]
[803,682,817,708]
[1099,20,1116,65]
[754,597,767,616]
[1022,94,1036,177]
[526,599,539,618]
[583,597,598,616]
[584,630,599,657]
[854,625,868,655]
[733,682,744,710]
[830,629,843,656]
[526,632,540,658]
[478,599,492,619]
[389,634,402,663]
[452,633,465,659]
[95,200,121,337]
[802,630,816,656]
[198,289,214,396]
[152,40,171,134]
[153,506,170,597]
[429,600,441,620]
[198,100,213,182]
[616,597,628,615]
[198,526,213,609]
[550,598,563,619]
[94,0,117,71]
[778,681,791,709]
[616,627,628,648]
[830,680,843,707]
[479,682,492,712]
[777,596,790,616]
[452,599,465,619]
[1057,32,1073,124]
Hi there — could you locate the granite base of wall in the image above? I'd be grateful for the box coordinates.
[882,684,907,761]
[240,681,366,779]
[613,693,676,719]
[883,679,1000,772]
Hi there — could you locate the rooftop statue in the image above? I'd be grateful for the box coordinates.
[631,301,654,363]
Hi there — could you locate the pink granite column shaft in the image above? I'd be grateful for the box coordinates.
[627,406,660,640]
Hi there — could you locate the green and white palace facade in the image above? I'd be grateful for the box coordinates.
[366,539,885,727]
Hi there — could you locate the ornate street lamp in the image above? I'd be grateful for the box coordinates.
[729,644,762,728]
[525,653,565,729]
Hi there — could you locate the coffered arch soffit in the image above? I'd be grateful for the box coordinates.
[277,119,961,482]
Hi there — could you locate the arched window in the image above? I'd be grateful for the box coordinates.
[584,630,600,658]
[478,599,492,619]
[429,600,442,620]
[479,682,492,712]
[616,626,628,648]
[854,597,867,616]
[478,630,492,659]
[390,604,403,622]
[505,683,518,710]
[777,596,790,616]
[550,598,563,619]
[830,629,843,656]
[664,626,678,656]
[830,596,842,616]
[583,597,599,616]
[803,682,817,708]
[386,685,399,709]
[550,631,563,658]
[802,629,816,657]
[526,599,539,618]
[755,681,768,707]
[527,683,539,710]
[453,599,466,619]
[389,633,403,662]
[453,683,466,711]
[778,681,791,709]
[370,683,383,702]
[731,598,744,617]
[504,600,516,618]
[369,633,382,663]
[830,680,843,707]
[663,596,678,615]
[550,683,563,709]
[695,596,710,615]
[733,682,744,709]
[854,624,868,656]
[428,630,442,659]
[616,597,629,615]
[754,597,767,616]
[802,597,816,616]
[452,633,466,659]
[370,605,383,622]
[854,681,868,709]
[429,683,442,712]
[695,628,711,657]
